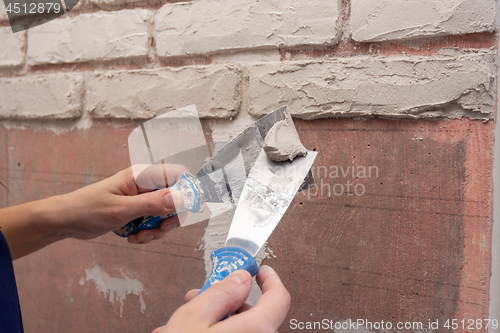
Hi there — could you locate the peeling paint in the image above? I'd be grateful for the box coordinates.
[82,264,146,317]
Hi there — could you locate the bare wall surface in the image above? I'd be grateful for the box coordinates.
[0,117,493,332]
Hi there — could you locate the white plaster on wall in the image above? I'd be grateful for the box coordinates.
[0,27,25,68]
[81,264,146,317]
[351,0,497,42]
[0,73,84,120]
[248,49,496,120]
[86,65,242,119]
[154,0,340,58]
[207,108,258,143]
[27,9,152,65]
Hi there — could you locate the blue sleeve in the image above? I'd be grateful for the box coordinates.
[0,229,24,333]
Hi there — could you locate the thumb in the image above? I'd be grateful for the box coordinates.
[169,270,252,329]
[125,189,184,219]
[151,326,165,333]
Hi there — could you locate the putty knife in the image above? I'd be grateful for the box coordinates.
[114,107,316,237]
[198,149,318,293]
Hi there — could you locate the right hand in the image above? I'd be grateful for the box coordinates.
[152,265,291,333]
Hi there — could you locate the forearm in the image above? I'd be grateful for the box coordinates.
[0,167,185,259]
[0,196,70,260]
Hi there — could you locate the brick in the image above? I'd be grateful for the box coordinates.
[27,9,151,65]
[0,27,25,68]
[0,73,84,119]
[248,49,496,120]
[154,0,340,58]
[87,64,242,119]
[351,0,497,42]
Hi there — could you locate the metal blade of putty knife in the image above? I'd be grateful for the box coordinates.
[115,106,316,237]
[198,149,318,293]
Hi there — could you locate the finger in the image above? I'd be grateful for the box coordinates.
[209,265,290,333]
[123,189,184,222]
[134,164,191,191]
[127,216,180,244]
[151,326,165,333]
[167,270,252,329]
[184,289,201,303]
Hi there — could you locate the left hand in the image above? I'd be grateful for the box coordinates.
[51,165,187,244]
[0,165,188,259]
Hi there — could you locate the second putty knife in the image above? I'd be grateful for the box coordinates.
[198,149,318,293]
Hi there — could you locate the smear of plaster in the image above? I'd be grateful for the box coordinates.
[82,264,146,317]
[207,108,259,143]
[202,203,275,306]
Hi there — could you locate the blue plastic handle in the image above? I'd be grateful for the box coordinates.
[113,174,203,237]
[198,247,259,295]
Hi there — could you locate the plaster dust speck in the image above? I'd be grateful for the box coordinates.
[82,264,146,317]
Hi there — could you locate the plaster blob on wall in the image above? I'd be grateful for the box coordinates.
[263,113,307,162]
[82,264,146,317]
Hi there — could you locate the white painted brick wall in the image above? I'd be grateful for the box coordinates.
[87,64,242,119]
[154,0,340,57]
[27,9,152,65]
[248,49,495,120]
[351,0,497,42]
[0,73,84,119]
[0,27,25,68]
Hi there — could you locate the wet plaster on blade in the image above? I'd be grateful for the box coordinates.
[202,204,274,306]
[263,114,307,162]
[80,264,146,317]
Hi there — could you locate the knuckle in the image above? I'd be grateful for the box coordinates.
[212,281,237,299]
[144,194,161,214]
